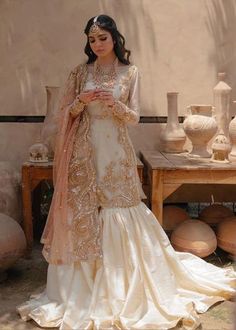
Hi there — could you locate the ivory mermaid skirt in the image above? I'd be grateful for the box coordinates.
[17,85,236,329]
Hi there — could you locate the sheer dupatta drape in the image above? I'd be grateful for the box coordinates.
[41,64,102,265]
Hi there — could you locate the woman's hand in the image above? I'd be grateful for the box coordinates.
[76,90,97,104]
[94,90,115,107]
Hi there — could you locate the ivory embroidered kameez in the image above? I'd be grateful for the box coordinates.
[17,63,236,330]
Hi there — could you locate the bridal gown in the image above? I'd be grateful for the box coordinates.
[17,64,235,330]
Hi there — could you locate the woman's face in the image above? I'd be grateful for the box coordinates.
[88,28,115,59]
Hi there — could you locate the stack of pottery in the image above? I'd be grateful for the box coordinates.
[170,219,217,257]
[183,105,218,158]
[160,92,186,153]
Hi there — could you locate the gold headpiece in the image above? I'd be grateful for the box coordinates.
[89,16,100,35]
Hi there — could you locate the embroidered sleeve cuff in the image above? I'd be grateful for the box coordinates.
[109,101,139,125]
[69,98,86,117]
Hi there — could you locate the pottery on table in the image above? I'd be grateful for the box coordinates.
[160,92,186,153]
[40,86,60,160]
[183,104,218,158]
[29,142,49,163]
[211,131,231,163]
[213,72,232,138]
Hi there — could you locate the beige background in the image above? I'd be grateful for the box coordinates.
[1,0,236,167]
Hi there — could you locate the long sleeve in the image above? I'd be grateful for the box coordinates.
[60,66,86,118]
[111,66,140,125]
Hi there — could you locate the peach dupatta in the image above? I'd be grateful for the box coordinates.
[41,64,102,265]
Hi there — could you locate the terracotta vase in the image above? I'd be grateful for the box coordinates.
[213,72,231,137]
[199,203,234,226]
[163,205,189,231]
[183,104,218,158]
[217,217,236,255]
[40,86,60,160]
[170,219,217,258]
[229,103,236,162]
[160,92,186,153]
[0,213,26,272]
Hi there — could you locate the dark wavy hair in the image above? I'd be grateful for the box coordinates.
[84,15,131,65]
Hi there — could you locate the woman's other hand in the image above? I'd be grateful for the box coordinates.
[94,90,115,107]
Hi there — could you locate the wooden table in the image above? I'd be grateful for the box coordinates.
[140,150,236,226]
[22,158,144,251]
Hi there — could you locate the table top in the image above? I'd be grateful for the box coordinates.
[23,156,144,168]
[23,161,53,168]
[140,150,236,171]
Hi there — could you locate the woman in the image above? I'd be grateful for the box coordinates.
[18,15,235,330]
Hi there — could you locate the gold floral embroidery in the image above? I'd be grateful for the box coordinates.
[110,66,139,125]
[62,64,88,118]
[68,111,102,260]
[111,100,139,125]
[67,64,102,261]
[97,66,141,208]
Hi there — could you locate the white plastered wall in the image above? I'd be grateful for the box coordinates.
[1,0,236,169]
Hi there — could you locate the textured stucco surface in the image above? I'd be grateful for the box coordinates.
[1,0,236,188]
[1,0,236,117]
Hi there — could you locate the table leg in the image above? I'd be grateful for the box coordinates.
[151,169,164,225]
[22,166,33,252]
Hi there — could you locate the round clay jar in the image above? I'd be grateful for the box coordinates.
[170,219,217,258]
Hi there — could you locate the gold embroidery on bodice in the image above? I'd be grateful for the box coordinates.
[90,65,141,208]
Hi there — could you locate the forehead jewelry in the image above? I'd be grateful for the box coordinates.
[89,16,100,35]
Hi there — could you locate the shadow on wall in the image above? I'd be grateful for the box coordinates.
[98,0,159,114]
[0,0,101,115]
[205,0,236,114]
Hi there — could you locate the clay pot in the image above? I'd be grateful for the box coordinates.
[163,205,189,231]
[199,204,234,226]
[183,105,218,158]
[217,217,236,255]
[160,92,186,153]
[40,86,60,160]
[211,131,231,163]
[213,72,231,138]
[0,213,26,271]
[171,219,217,257]
[0,162,22,223]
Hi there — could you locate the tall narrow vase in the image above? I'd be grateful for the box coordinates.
[213,72,231,137]
[40,86,60,160]
[160,92,186,153]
